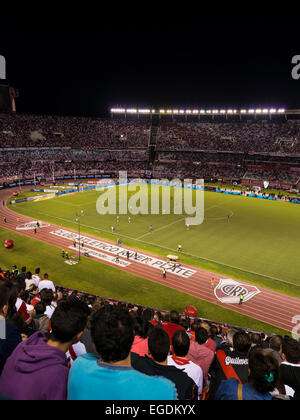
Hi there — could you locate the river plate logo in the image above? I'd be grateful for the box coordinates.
[215,279,261,304]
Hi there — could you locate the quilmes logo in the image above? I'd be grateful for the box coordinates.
[0,55,6,79]
[292,55,300,80]
[214,279,261,304]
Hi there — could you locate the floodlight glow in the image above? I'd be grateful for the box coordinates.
[192,110,199,114]
[200,110,206,114]
[179,110,185,114]
[173,110,179,114]
[212,110,219,114]
[278,109,286,113]
[186,110,192,114]
[256,109,262,114]
[240,110,247,114]
[160,110,166,114]
[138,109,151,114]
[263,109,269,114]
[270,109,277,114]
[220,110,226,114]
[227,110,233,114]
[248,109,255,114]
[127,109,138,114]
[111,108,126,113]
[206,110,212,114]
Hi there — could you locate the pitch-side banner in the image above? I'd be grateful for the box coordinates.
[51,229,197,279]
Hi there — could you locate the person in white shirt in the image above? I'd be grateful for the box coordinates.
[32,268,41,286]
[168,329,204,397]
[25,272,37,290]
[40,289,56,319]
[38,273,56,293]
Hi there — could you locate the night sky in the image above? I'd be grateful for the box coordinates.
[1,16,300,118]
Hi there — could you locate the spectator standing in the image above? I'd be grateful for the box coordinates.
[162,310,186,342]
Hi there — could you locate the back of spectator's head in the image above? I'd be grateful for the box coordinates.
[133,316,148,339]
[281,337,300,365]
[226,328,239,347]
[40,289,54,306]
[50,299,89,344]
[21,267,26,273]
[248,348,279,395]
[143,308,154,322]
[169,310,180,324]
[172,330,190,357]
[250,333,262,347]
[195,327,209,345]
[91,305,134,363]
[200,321,211,335]
[233,331,251,354]
[25,272,32,280]
[35,268,40,275]
[269,335,282,353]
[210,325,219,339]
[148,326,170,363]
[43,273,49,279]
[34,302,46,315]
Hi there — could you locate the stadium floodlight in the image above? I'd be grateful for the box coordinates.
[206,110,212,114]
[173,110,179,114]
[270,109,277,114]
[200,110,206,114]
[126,109,138,114]
[179,110,185,114]
[248,109,255,114]
[255,109,262,114]
[263,109,269,114]
[227,110,233,114]
[212,110,219,114]
[111,108,126,114]
[159,109,166,114]
[192,110,199,114]
[186,110,192,114]
[138,109,151,114]
[278,109,286,113]
[220,110,226,114]
[240,110,247,114]
[166,110,173,114]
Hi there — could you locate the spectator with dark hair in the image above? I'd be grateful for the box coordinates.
[280,337,300,400]
[267,335,283,364]
[131,326,198,400]
[68,305,177,400]
[200,321,217,353]
[162,310,186,342]
[187,327,214,384]
[0,282,22,375]
[209,330,251,400]
[215,348,280,400]
[40,289,55,319]
[0,298,89,400]
[32,268,41,286]
[131,316,149,357]
[168,329,204,397]
[32,302,50,335]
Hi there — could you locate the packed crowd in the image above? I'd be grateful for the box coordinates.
[156,121,300,153]
[0,265,299,401]
[0,114,150,149]
[0,149,149,179]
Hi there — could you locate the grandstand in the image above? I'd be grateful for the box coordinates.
[0,108,299,401]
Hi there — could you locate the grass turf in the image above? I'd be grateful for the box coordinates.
[9,183,300,298]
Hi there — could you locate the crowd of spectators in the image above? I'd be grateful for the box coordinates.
[0,265,299,401]
[0,114,150,149]
[156,120,300,153]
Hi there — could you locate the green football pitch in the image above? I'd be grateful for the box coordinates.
[9,183,300,297]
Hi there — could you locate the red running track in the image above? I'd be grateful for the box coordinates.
[0,187,299,333]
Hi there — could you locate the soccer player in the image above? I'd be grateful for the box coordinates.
[178,244,182,252]
[111,226,115,233]
[149,225,153,233]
